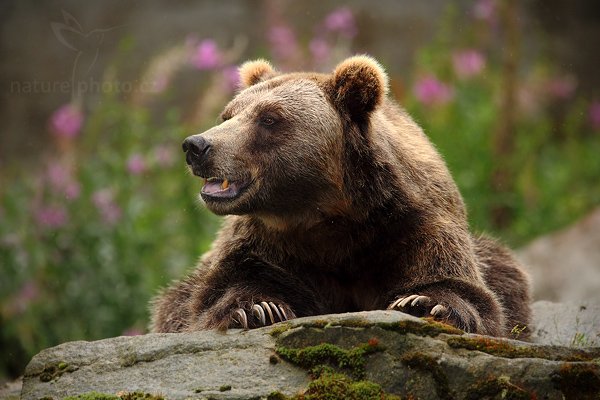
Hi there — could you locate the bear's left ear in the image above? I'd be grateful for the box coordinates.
[238,59,277,88]
[329,55,389,119]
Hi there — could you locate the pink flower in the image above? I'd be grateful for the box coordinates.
[473,0,496,22]
[64,182,81,200]
[48,162,70,189]
[324,7,357,38]
[309,37,331,64]
[127,154,146,175]
[92,188,122,225]
[190,39,222,70]
[453,49,486,79]
[547,76,577,100]
[50,103,84,138]
[268,25,298,60]
[590,102,600,130]
[46,161,81,200]
[35,206,68,228]
[153,144,175,168]
[413,75,454,106]
[221,65,240,92]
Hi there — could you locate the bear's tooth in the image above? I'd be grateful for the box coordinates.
[221,179,229,190]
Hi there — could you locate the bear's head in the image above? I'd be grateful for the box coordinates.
[182,55,389,224]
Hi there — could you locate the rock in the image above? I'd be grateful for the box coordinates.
[21,310,600,400]
[518,207,600,303]
[0,378,21,400]
[530,300,600,348]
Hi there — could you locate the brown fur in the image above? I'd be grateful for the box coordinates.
[151,55,532,338]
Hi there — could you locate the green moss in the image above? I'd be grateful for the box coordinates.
[39,361,77,382]
[447,336,598,361]
[301,320,329,329]
[303,371,399,400]
[551,362,600,398]
[119,393,165,400]
[219,385,232,392]
[266,392,288,400]
[377,318,463,337]
[289,316,463,337]
[465,375,531,400]
[119,353,138,368]
[62,392,164,400]
[266,370,400,400]
[276,340,382,379]
[270,323,292,337]
[275,339,399,399]
[401,352,451,400]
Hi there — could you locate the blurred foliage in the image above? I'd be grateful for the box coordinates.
[403,4,600,243]
[0,95,220,378]
[1,2,600,380]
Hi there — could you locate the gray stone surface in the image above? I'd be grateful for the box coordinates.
[20,310,600,400]
[0,380,20,400]
[518,207,600,303]
[531,300,600,348]
[21,328,308,400]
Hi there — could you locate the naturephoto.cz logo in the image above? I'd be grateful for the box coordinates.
[10,11,160,96]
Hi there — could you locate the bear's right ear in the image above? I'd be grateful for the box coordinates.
[238,59,277,88]
[329,55,389,120]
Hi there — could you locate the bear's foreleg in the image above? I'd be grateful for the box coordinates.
[189,257,323,330]
[387,278,505,336]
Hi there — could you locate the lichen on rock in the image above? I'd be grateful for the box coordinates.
[19,310,600,400]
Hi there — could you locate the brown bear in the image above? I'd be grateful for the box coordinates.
[151,55,531,338]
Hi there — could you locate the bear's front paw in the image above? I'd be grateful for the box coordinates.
[388,294,450,319]
[230,301,295,329]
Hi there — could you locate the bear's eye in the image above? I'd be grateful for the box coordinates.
[260,116,276,126]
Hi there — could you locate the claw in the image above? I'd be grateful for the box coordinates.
[269,302,283,322]
[278,305,288,321]
[431,304,448,317]
[411,295,431,307]
[388,297,405,310]
[399,294,420,308]
[233,309,248,329]
[261,301,275,324]
[252,304,266,326]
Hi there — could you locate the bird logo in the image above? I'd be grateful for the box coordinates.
[51,10,121,100]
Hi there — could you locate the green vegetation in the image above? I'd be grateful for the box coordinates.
[446,336,600,361]
[377,317,464,337]
[272,342,399,400]
[276,340,382,380]
[271,369,400,400]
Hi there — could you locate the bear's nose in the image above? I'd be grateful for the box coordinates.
[182,135,211,165]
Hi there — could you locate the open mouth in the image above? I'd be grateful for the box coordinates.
[201,177,249,200]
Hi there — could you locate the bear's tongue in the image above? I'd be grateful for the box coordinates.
[202,178,238,198]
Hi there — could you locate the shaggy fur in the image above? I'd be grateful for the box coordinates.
[151,55,532,338]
